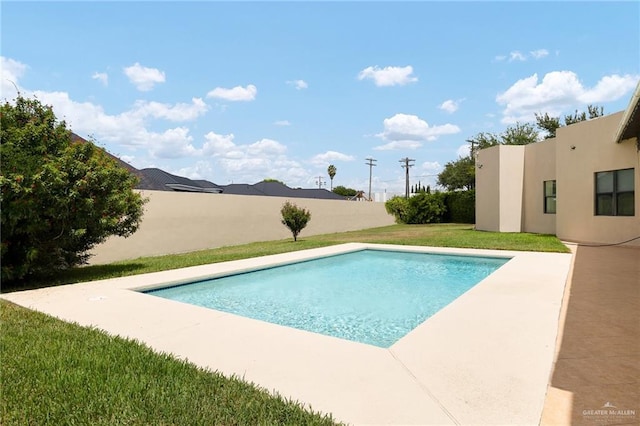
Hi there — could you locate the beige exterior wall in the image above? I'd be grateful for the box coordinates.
[475,145,501,231]
[475,145,525,232]
[90,191,396,264]
[522,139,556,235]
[476,110,640,246]
[555,112,640,245]
[498,146,525,232]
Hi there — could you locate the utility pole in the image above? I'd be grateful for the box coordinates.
[399,157,415,198]
[467,138,477,160]
[365,157,377,201]
[315,176,325,189]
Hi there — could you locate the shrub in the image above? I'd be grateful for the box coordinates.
[385,193,447,224]
[444,190,475,223]
[280,201,311,241]
[0,96,146,282]
[407,192,447,224]
[384,196,410,223]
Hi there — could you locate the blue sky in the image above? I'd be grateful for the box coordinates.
[2,1,639,196]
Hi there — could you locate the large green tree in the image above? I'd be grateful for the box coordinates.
[437,156,476,191]
[1,96,146,282]
[501,122,539,145]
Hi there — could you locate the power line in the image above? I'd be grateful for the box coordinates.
[399,157,415,198]
[365,157,377,201]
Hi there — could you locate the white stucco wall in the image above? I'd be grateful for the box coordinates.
[555,112,640,245]
[89,191,396,264]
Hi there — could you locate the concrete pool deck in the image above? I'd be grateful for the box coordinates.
[1,243,573,425]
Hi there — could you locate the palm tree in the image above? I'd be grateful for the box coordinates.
[327,164,337,190]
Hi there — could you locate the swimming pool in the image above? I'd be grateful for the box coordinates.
[145,249,510,347]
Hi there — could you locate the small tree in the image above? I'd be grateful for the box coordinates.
[327,164,337,190]
[280,201,311,242]
[1,96,146,282]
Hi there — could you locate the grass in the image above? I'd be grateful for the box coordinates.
[0,223,569,424]
[4,223,569,292]
[0,300,340,425]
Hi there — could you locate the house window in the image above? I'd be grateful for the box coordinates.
[595,168,635,216]
[544,180,556,214]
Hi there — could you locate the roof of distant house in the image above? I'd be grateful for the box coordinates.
[220,180,348,200]
[137,168,223,193]
[70,132,349,199]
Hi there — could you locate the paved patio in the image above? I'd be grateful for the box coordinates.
[541,244,639,426]
[1,243,572,425]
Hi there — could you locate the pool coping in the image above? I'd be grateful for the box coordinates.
[1,243,573,425]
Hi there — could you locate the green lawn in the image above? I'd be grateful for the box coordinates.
[4,223,569,292]
[0,223,569,425]
[0,300,339,425]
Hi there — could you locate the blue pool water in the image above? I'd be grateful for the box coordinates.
[145,249,509,347]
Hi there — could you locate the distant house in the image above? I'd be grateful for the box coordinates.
[136,168,223,193]
[475,82,639,246]
[220,180,348,200]
[71,133,347,200]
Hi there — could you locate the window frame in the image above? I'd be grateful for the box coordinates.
[594,168,635,216]
[543,180,556,214]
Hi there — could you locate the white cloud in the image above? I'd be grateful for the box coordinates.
[172,160,215,180]
[287,79,308,90]
[496,71,640,124]
[147,127,198,159]
[456,144,471,158]
[1,56,27,99]
[374,113,461,150]
[357,65,418,87]
[310,151,355,166]
[421,161,442,174]
[496,49,549,63]
[247,138,287,156]
[132,98,208,121]
[123,62,166,91]
[274,120,291,126]
[374,140,423,151]
[27,89,201,160]
[120,155,135,164]
[207,84,257,101]
[579,74,640,103]
[92,72,108,86]
[509,51,526,62]
[202,131,237,154]
[439,99,459,113]
[530,49,549,59]
[201,131,308,185]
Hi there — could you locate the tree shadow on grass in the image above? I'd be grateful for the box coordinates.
[1,263,147,294]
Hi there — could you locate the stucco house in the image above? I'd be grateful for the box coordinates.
[476,82,639,246]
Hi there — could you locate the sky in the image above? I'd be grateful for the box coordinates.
[2,1,639,197]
